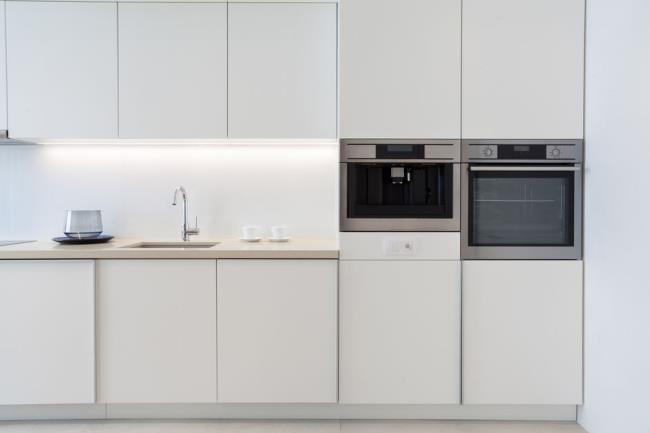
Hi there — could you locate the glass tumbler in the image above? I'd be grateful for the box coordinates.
[64,210,103,239]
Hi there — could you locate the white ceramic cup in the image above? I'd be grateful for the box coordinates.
[271,225,289,240]
[242,225,261,240]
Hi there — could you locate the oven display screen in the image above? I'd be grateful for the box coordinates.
[498,144,546,159]
[387,145,412,152]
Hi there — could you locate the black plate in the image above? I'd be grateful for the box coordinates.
[52,235,114,245]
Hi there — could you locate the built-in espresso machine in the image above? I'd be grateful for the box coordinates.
[340,139,460,232]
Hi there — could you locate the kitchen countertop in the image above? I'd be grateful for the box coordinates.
[0,238,339,260]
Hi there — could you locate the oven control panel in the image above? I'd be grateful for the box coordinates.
[546,145,579,160]
[463,142,582,162]
[480,145,498,159]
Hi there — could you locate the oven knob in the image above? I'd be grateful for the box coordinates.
[551,147,561,157]
[482,146,495,157]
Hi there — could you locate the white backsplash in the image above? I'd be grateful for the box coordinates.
[0,144,339,240]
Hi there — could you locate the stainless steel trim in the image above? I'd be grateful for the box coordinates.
[342,138,461,145]
[343,144,375,159]
[469,166,581,172]
[424,144,460,161]
[342,158,455,164]
[460,163,583,260]
[340,163,461,232]
[341,139,461,162]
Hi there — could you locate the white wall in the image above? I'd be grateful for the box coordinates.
[579,1,650,432]
[0,144,338,240]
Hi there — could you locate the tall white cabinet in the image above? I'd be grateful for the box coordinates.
[0,260,95,405]
[0,2,7,132]
[340,0,461,139]
[97,260,217,403]
[6,1,118,138]
[463,260,583,404]
[227,3,337,138]
[462,0,585,139]
[339,260,461,404]
[217,260,338,403]
[118,3,227,138]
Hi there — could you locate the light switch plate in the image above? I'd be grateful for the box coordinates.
[383,238,417,257]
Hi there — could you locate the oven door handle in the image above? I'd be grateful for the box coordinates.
[469,166,581,172]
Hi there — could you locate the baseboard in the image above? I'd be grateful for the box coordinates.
[0,404,577,422]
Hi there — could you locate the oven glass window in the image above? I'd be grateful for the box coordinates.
[469,171,574,246]
[347,163,453,219]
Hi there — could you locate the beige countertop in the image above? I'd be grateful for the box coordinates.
[0,238,339,260]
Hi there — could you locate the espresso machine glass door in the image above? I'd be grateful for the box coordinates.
[347,163,453,219]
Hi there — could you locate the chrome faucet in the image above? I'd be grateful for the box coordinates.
[172,186,199,242]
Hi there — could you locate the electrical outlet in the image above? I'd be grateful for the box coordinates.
[383,238,416,257]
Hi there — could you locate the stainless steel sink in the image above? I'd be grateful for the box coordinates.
[123,241,220,249]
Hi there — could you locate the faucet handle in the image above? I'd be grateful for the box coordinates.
[188,216,200,235]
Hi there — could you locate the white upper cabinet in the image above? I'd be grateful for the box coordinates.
[340,0,461,139]
[0,260,95,405]
[217,260,338,403]
[0,2,7,132]
[8,0,334,2]
[463,261,583,405]
[228,3,337,138]
[6,2,118,138]
[118,3,227,138]
[339,260,461,404]
[228,0,335,2]
[462,0,585,139]
[97,260,217,404]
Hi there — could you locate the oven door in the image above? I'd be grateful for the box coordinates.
[461,164,582,259]
[340,162,460,232]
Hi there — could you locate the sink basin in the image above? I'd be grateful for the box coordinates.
[124,241,220,249]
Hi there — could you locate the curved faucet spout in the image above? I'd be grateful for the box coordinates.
[172,186,187,207]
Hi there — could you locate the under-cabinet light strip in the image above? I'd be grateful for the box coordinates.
[33,138,339,147]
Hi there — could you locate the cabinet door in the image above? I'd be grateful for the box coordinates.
[462,0,585,139]
[217,260,337,403]
[339,261,460,404]
[341,0,461,139]
[118,3,227,138]
[463,260,583,404]
[0,260,95,405]
[6,2,118,138]
[97,260,217,403]
[228,3,337,138]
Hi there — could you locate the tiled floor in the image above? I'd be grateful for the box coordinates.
[0,421,588,433]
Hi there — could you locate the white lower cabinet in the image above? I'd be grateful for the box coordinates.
[0,260,95,405]
[339,260,461,404]
[217,260,337,403]
[97,260,217,403]
[462,260,583,404]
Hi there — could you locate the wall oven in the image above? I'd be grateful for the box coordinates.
[461,140,583,259]
[340,139,460,232]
